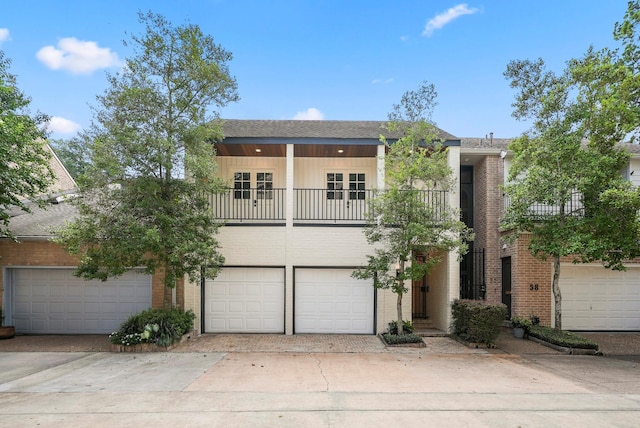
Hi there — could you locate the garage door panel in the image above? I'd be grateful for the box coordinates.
[204,267,285,333]
[10,268,152,334]
[562,265,640,331]
[295,268,374,334]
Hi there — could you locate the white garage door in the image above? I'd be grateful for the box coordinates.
[8,268,151,334]
[561,265,640,330]
[295,268,374,334]
[204,267,285,333]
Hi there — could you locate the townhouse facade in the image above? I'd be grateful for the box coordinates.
[2,120,639,336]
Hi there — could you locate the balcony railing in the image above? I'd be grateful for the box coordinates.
[294,189,372,223]
[208,188,286,223]
[208,188,449,224]
[503,191,584,220]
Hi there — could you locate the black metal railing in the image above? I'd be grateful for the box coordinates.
[460,248,486,300]
[208,188,286,222]
[294,189,372,222]
[208,188,450,224]
[503,191,584,220]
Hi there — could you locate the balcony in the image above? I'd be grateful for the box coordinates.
[209,188,448,225]
[503,191,584,220]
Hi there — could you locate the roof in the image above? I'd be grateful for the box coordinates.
[222,119,460,142]
[460,137,512,151]
[6,200,77,239]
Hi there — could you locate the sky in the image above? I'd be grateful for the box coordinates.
[0,1,632,140]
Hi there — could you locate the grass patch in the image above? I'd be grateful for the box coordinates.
[382,333,424,345]
[529,325,598,350]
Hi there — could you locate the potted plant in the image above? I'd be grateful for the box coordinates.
[510,315,532,339]
[0,308,16,339]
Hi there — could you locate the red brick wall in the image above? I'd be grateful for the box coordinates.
[473,156,503,305]
[0,240,169,310]
[500,232,553,326]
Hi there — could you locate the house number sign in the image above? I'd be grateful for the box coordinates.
[529,283,539,291]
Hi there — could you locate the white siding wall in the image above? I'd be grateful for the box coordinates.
[294,158,377,188]
[218,157,287,187]
[630,157,640,188]
[187,148,458,334]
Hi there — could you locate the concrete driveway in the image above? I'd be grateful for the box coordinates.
[1,332,640,427]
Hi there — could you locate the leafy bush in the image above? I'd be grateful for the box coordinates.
[382,333,424,345]
[110,308,195,347]
[511,315,533,332]
[529,325,599,350]
[452,299,507,345]
[388,319,414,335]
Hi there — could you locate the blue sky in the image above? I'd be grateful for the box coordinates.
[0,1,631,139]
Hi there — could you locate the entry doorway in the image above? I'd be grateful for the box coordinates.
[412,255,428,319]
[501,257,512,318]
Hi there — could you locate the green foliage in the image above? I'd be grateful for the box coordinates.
[529,325,599,350]
[382,333,424,345]
[451,299,507,345]
[510,315,533,332]
[54,12,239,301]
[109,307,196,347]
[353,81,473,335]
[503,6,640,329]
[388,319,414,335]
[50,137,90,179]
[0,50,55,239]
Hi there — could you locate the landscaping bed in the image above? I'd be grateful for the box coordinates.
[527,325,600,355]
[379,333,425,348]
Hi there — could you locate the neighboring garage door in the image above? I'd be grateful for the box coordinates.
[204,267,285,333]
[9,268,151,334]
[561,265,640,331]
[295,268,374,334]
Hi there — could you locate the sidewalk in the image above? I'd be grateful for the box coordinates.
[0,328,638,356]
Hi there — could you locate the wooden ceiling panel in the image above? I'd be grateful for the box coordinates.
[215,143,378,157]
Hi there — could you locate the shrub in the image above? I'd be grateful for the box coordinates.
[529,325,599,350]
[511,315,533,332]
[451,299,507,345]
[382,333,424,345]
[109,308,196,347]
[388,319,414,335]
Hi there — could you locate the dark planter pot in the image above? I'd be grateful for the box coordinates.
[0,326,15,340]
[513,327,525,339]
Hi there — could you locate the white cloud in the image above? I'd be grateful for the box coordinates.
[423,4,478,37]
[36,37,121,74]
[47,116,82,134]
[400,35,409,42]
[372,78,394,85]
[0,28,10,43]
[293,107,324,120]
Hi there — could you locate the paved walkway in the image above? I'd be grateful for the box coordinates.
[1,329,640,427]
[4,328,637,356]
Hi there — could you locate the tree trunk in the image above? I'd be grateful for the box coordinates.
[397,259,405,335]
[163,285,172,310]
[397,291,404,335]
[552,255,562,330]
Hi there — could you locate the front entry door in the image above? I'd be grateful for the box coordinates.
[412,255,427,318]
[501,257,512,318]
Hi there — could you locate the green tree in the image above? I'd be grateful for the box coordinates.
[0,50,54,239]
[353,82,472,335]
[50,137,90,179]
[504,55,640,328]
[55,11,239,307]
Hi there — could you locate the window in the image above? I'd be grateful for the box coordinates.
[256,172,273,199]
[327,173,344,200]
[234,172,251,200]
[349,173,366,200]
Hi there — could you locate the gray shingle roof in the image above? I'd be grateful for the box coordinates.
[460,137,512,150]
[222,119,460,141]
[7,201,77,239]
